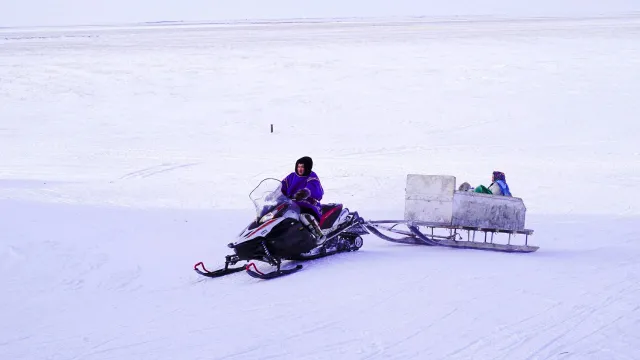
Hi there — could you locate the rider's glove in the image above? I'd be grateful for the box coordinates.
[293,188,311,201]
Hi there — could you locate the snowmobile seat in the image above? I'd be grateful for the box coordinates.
[319,204,343,229]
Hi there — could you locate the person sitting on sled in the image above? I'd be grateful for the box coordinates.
[459,171,512,196]
[281,156,326,244]
[487,171,512,196]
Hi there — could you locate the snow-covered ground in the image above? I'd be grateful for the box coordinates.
[1,15,640,359]
[4,0,640,27]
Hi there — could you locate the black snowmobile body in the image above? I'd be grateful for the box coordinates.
[194,178,368,280]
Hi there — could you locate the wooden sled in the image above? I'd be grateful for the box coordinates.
[364,174,538,253]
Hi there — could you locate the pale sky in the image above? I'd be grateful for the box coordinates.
[2,0,640,27]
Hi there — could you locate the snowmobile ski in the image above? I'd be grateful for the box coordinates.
[193,261,245,278]
[245,262,303,280]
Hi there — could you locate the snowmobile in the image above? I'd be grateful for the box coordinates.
[194,178,368,280]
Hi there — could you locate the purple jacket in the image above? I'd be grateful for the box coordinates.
[281,171,324,218]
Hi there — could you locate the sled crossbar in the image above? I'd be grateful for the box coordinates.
[365,220,538,253]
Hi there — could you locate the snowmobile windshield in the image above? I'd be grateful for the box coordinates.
[249,178,291,219]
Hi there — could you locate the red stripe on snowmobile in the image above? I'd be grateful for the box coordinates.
[245,219,277,238]
[319,206,341,228]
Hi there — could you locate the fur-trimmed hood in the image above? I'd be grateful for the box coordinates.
[295,156,313,177]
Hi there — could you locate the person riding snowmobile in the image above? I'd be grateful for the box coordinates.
[281,156,326,244]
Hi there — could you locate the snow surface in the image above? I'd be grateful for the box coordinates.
[3,0,640,28]
[1,15,640,359]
